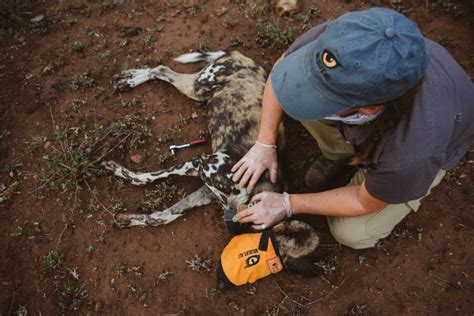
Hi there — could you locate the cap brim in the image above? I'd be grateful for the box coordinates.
[271,43,350,121]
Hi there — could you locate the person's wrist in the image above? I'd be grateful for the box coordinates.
[255,140,277,149]
[282,192,293,218]
[256,132,277,147]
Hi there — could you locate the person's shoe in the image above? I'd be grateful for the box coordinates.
[304,159,355,192]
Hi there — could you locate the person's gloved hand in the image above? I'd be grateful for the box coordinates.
[233,192,292,230]
[231,142,278,192]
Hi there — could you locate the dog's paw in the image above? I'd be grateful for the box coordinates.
[101,160,120,172]
[114,78,132,92]
[113,69,151,92]
[113,214,132,228]
[113,70,137,92]
[114,214,149,228]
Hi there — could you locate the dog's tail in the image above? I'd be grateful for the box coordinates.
[174,51,227,64]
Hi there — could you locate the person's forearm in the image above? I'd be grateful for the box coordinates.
[257,76,284,145]
[290,185,386,217]
[257,55,286,145]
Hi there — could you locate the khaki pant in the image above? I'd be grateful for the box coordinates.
[301,120,446,249]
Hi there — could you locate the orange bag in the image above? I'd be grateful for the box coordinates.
[217,231,283,289]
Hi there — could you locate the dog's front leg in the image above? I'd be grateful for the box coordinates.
[114,185,214,227]
[102,156,202,185]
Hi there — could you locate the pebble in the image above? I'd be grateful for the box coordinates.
[95,302,102,312]
[31,15,45,23]
[139,293,147,303]
[130,154,143,164]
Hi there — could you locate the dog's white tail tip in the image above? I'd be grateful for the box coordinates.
[174,51,227,64]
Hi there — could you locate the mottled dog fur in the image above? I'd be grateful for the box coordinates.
[103,51,321,276]
[273,0,300,16]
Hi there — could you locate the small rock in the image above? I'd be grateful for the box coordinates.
[139,293,147,303]
[95,302,102,312]
[31,15,45,23]
[130,154,143,164]
[43,64,53,74]
[119,39,129,48]
[43,141,52,150]
[33,223,42,233]
[110,278,115,285]
[121,26,142,37]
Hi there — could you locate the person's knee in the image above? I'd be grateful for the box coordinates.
[328,218,378,249]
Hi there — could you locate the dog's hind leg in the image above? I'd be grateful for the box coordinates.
[114,185,214,227]
[102,156,202,186]
[115,65,205,101]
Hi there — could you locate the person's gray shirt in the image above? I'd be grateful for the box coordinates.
[284,22,474,204]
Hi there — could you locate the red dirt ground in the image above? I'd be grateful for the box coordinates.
[0,0,473,315]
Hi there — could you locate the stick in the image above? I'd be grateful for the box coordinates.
[85,181,117,220]
[272,279,305,308]
[429,271,449,284]
[56,216,69,247]
[83,129,113,151]
[92,132,132,164]
[48,104,57,133]
[7,292,15,316]
[306,275,348,306]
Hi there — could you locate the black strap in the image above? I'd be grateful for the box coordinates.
[258,230,281,258]
[258,230,270,251]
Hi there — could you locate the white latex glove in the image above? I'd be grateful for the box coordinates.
[233,192,292,230]
[231,142,278,192]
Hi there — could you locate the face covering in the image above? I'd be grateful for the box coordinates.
[324,107,384,125]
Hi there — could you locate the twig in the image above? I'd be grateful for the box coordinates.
[56,215,69,247]
[27,182,49,195]
[92,132,132,164]
[429,271,449,284]
[83,129,113,151]
[48,105,68,156]
[318,274,333,285]
[85,181,117,219]
[48,104,57,133]
[7,292,15,316]
[272,279,305,308]
[58,162,74,171]
[306,275,348,306]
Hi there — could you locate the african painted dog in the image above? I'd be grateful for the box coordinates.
[103,51,321,276]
